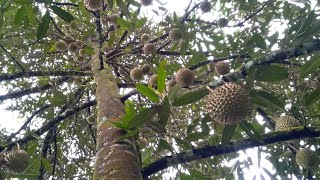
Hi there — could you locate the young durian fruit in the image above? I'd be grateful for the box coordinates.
[76,55,86,63]
[75,40,83,49]
[217,18,229,27]
[84,0,103,11]
[130,68,144,81]
[141,64,151,74]
[55,40,68,52]
[68,42,78,53]
[79,49,87,57]
[140,0,153,6]
[140,33,149,44]
[206,83,252,125]
[274,115,301,144]
[175,68,194,87]
[148,74,158,86]
[86,114,96,124]
[169,28,183,41]
[142,43,156,55]
[64,35,74,44]
[70,21,77,31]
[295,149,318,169]
[214,61,230,75]
[5,149,30,174]
[200,0,211,13]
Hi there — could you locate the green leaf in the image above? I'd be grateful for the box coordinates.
[239,121,263,142]
[174,137,192,149]
[189,169,207,180]
[251,65,288,82]
[14,6,26,26]
[117,129,139,141]
[187,132,206,141]
[172,88,208,106]
[124,100,136,121]
[158,139,173,152]
[50,5,74,23]
[179,173,194,180]
[116,0,130,19]
[303,88,320,106]
[50,91,66,106]
[157,60,166,93]
[300,54,320,79]
[37,12,50,40]
[128,106,159,129]
[146,120,166,134]
[158,96,170,126]
[25,4,36,25]
[136,83,160,103]
[221,124,237,146]
[250,90,284,110]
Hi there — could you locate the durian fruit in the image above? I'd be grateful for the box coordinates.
[166,78,177,92]
[206,83,252,125]
[142,43,156,55]
[70,21,77,30]
[175,68,194,87]
[169,28,183,41]
[130,68,144,81]
[64,35,74,44]
[275,115,301,131]
[295,149,318,168]
[76,55,86,63]
[200,0,211,13]
[148,74,158,86]
[108,14,119,26]
[141,64,151,74]
[5,150,30,174]
[217,18,228,27]
[87,114,96,124]
[140,33,149,44]
[140,0,153,6]
[79,49,87,57]
[139,138,148,148]
[75,40,83,48]
[68,42,78,53]
[214,61,230,75]
[84,0,103,11]
[208,62,215,71]
[55,40,68,52]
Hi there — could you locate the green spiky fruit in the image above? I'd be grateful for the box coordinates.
[79,49,86,57]
[175,68,194,87]
[64,35,74,44]
[148,74,158,86]
[141,64,151,74]
[87,114,96,124]
[206,83,252,125]
[5,150,30,174]
[140,0,153,6]
[130,68,144,81]
[295,149,318,168]
[275,115,300,131]
[142,43,156,55]
[200,0,211,13]
[84,0,103,11]
[76,55,86,63]
[140,33,149,43]
[214,61,230,75]
[68,42,78,53]
[55,41,68,52]
[217,18,228,27]
[75,40,83,48]
[169,28,183,41]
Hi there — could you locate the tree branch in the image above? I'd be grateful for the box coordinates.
[0,71,92,81]
[0,43,26,72]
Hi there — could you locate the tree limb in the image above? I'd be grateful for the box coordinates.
[0,71,92,81]
[0,43,26,72]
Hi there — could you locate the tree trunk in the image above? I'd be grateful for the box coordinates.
[92,54,142,179]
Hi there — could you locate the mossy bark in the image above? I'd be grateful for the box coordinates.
[92,55,142,180]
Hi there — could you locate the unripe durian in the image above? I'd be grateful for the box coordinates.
[148,74,158,86]
[64,35,74,44]
[108,14,119,26]
[275,115,301,131]
[5,150,30,174]
[140,33,149,44]
[84,0,103,11]
[140,0,153,6]
[75,40,83,48]
[295,149,318,168]
[169,28,183,41]
[70,21,77,30]
[143,43,156,55]
[76,55,86,63]
[214,61,230,75]
[87,114,96,124]
[130,68,144,81]
[217,18,228,27]
[79,49,87,57]
[206,83,252,125]
[175,68,194,87]
[55,40,68,52]
[68,42,78,53]
[200,0,211,13]
[141,64,151,74]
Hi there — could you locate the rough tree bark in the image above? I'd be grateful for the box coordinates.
[92,54,142,179]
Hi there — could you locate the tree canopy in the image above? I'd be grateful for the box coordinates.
[0,0,320,179]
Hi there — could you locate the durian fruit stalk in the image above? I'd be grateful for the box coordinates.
[295,149,318,169]
[5,149,30,174]
[206,83,252,125]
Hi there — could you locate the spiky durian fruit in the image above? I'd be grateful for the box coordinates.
[206,83,252,125]
[64,35,74,44]
[75,40,83,48]
[87,114,96,124]
[5,150,30,174]
[217,18,228,27]
[214,61,230,75]
[84,0,103,11]
[130,68,144,81]
[140,0,153,6]
[142,43,156,55]
[141,64,151,74]
[200,0,211,13]
[140,33,149,44]
[169,28,183,41]
[175,68,194,87]
[275,115,301,131]
[295,149,318,168]
[148,74,158,86]
[68,42,78,53]
[166,78,177,92]
[79,49,86,57]
[76,55,86,63]
[55,41,68,52]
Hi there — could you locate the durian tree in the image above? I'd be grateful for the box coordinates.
[1,0,320,179]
